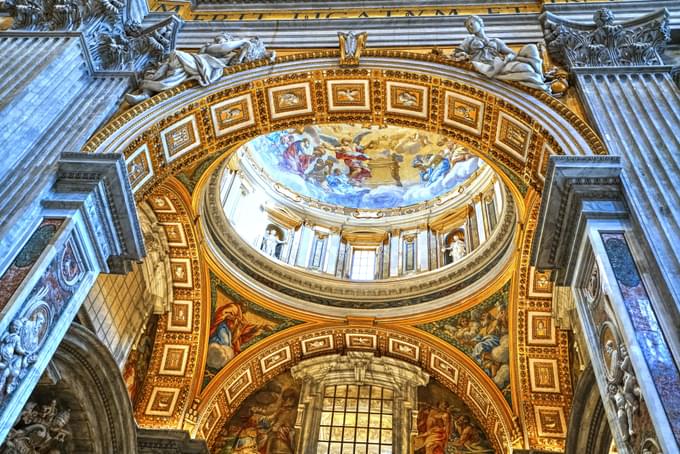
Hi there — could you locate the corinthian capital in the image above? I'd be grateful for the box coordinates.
[540,8,670,69]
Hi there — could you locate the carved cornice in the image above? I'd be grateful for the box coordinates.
[49,152,145,272]
[530,155,626,286]
[540,8,670,69]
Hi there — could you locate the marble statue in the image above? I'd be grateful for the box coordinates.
[262,230,286,258]
[443,235,467,263]
[453,16,548,92]
[125,33,276,105]
[0,318,38,401]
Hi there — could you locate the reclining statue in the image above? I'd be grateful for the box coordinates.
[125,33,275,105]
[453,16,548,92]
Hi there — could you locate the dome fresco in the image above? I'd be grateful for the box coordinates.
[239,124,483,210]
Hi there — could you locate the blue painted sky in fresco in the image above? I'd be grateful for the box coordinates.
[243,125,481,210]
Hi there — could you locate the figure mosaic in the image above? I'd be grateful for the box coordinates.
[203,279,299,387]
[418,284,511,403]
[213,372,300,454]
[415,381,493,453]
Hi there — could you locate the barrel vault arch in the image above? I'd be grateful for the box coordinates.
[88,50,606,453]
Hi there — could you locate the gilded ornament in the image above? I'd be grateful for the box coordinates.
[338,31,367,66]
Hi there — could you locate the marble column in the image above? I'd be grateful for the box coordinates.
[0,5,180,281]
[0,153,144,443]
[541,6,680,366]
[532,156,680,454]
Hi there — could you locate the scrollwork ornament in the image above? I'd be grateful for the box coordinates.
[0,400,71,453]
[540,8,670,68]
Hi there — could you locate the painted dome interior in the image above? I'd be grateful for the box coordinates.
[238,123,484,211]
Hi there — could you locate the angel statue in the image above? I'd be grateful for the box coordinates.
[125,33,276,105]
[338,31,367,66]
[452,16,548,92]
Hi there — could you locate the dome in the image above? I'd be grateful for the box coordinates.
[239,123,483,211]
[200,122,517,316]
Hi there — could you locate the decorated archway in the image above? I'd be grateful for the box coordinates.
[85,51,606,453]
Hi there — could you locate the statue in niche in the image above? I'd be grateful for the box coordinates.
[442,232,467,264]
[261,229,286,259]
[125,33,276,105]
[452,16,548,92]
[1,400,71,453]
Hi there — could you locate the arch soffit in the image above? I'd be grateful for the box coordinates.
[136,182,520,451]
[53,323,138,453]
[83,51,606,205]
[191,322,521,453]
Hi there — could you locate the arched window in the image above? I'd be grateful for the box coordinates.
[291,352,429,453]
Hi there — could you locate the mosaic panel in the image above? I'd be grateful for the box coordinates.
[443,91,485,136]
[126,144,153,192]
[327,79,370,112]
[385,81,428,119]
[159,344,190,376]
[170,257,193,288]
[301,334,334,355]
[167,299,193,332]
[267,82,313,120]
[534,406,567,438]
[210,93,256,137]
[161,115,201,163]
[527,311,556,345]
[430,351,460,385]
[494,111,532,162]
[528,358,560,393]
[225,368,253,404]
[160,222,187,248]
[387,337,419,362]
[345,333,377,350]
[259,345,292,374]
[145,387,181,416]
